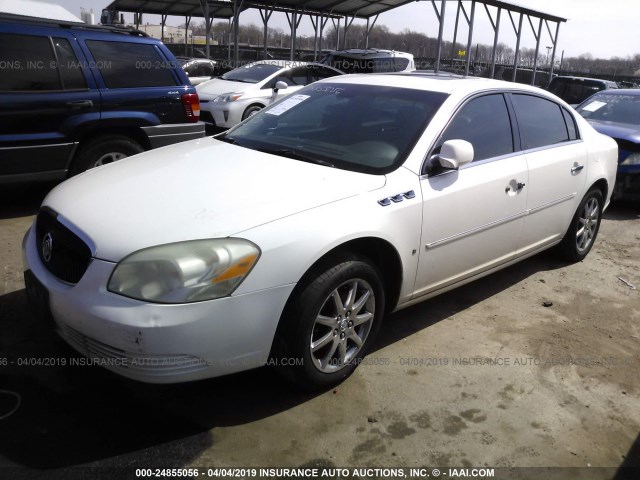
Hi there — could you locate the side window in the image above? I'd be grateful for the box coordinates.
[511,94,570,149]
[438,94,514,162]
[308,66,341,82]
[86,40,177,88]
[0,33,60,91]
[53,38,87,90]
[289,67,309,86]
[562,108,578,140]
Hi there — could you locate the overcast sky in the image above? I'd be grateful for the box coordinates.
[45,0,640,59]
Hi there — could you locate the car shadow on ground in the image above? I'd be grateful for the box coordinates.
[0,182,57,220]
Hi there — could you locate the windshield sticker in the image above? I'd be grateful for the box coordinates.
[582,100,607,112]
[310,85,345,94]
[266,94,310,116]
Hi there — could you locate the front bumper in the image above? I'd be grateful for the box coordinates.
[614,166,640,201]
[141,123,206,149]
[23,226,294,383]
[200,102,243,129]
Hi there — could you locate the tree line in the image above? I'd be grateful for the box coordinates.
[187,21,640,78]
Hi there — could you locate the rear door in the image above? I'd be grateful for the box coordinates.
[0,28,100,180]
[508,93,587,255]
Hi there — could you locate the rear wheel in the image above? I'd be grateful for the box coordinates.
[558,188,603,261]
[273,257,385,390]
[71,135,144,175]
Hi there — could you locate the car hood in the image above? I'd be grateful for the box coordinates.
[42,138,386,262]
[587,120,640,144]
[196,79,256,98]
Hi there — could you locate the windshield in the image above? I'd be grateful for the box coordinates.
[220,63,282,83]
[222,83,447,174]
[577,93,640,125]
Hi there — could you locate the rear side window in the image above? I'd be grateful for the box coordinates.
[438,94,514,161]
[511,94,570,149]
[562,108,578,140]
[0,33,60,91]
[53,38,87,90]
[86,40,177,88]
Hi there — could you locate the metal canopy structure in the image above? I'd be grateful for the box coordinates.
[105,0,567,83]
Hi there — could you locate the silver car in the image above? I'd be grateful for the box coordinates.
[196,60,343,128]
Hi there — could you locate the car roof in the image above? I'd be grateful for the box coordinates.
[319,72,548,97]
[552,76,615,84]
[588,88,640,96]
[326,48,413,59]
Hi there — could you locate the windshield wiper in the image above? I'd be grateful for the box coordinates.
[216,133,236,144]
[258,148,335,168]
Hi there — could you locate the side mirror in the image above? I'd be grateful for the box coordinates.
[274,80,288,92]
[437,139,474,169]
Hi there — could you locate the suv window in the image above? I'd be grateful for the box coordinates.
[437,94,514,161]
[86,40,178,88]
[0,33,60,91]
[53,38,87,90]
[511,94,570,149]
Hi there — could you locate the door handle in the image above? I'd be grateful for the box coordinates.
[571,164,584,174]
[66,100,93,108]
[505,181,526,193]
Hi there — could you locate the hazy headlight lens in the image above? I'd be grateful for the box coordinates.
[213,92,243,103]
[108,239,260,303]
[621,152,640,165]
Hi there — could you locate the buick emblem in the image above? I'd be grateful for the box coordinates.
[42,233,53,263]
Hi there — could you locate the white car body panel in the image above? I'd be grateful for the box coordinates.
[43,137,385,262]
[23,74,618,383]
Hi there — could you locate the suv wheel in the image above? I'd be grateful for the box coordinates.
[71,135,144,175]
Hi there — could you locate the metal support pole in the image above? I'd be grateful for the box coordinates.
[489,7,501,78]
[548,21,561,83]
[451,1,461,66]
[259,7,273,60]
[531,17,543,85]
[160,14,167,42]
[202,2,210,59]
[185,16,191,55]
[510,12,523,82]
[464,1,476,76]
[432,0,446,73]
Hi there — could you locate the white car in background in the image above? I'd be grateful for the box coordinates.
[23,74,617,390]
[320,48,416,73]
[196,60,343,128]
[178,57,218,86]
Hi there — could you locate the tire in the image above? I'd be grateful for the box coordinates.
[71,135,144,176]
[242,105,263,121]
[273,257,385,391]
[558,188,603,262]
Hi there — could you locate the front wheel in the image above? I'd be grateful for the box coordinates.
[242,105,263,121]
[273,258,385,390]
[558,188,603,262]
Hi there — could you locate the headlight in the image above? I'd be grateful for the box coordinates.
[213,92,244,103]
[621,152,640,166]
[108,239,260,304]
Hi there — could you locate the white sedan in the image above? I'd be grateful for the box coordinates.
[23,74,617,390]
[196,60,344,128]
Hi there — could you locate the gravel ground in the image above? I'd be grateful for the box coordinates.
[0,182,638,478]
